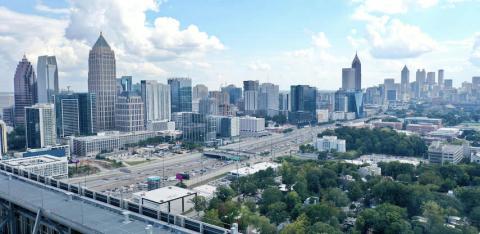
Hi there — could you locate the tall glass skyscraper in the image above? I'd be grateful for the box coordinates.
[14,55,37,127]
[88,33,116,131]
[351,53,362,91]
[168,78,192,113]
[55,93,97,137]
[37,55,59,104]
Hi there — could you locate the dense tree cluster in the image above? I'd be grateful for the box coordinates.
[200,157,480,233]
[319,127,427,157]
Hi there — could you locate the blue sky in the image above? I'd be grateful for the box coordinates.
[0,0,479,92]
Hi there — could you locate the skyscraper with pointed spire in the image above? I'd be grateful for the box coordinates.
[14,55,37,127]
[351,52,361,91]
[88,32,116,131]
[401,65,410,100]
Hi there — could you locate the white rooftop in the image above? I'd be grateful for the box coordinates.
[133,186,195,203]
[2,155,66,167]
[192,184,217,198]
[229,162,279,177]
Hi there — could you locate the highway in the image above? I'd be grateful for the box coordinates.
[63,117,373,194]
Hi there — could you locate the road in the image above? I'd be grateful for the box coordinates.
[63,117,375,194]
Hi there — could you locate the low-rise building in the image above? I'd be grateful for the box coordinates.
[428,141,464,165]
[1,155,68,179]
[146,120,175,131]
[372,121,403,130]
[132,186,197,214]
[358,164,381,177]
[315,136,346,152]
[14,145,70,158]
[316,109,329,123]
[228,162,279,178]
[406,124,440,135]
[239,116,265,135]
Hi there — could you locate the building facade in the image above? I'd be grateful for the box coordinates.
[258,83,279,117]
[243,80,259,115]
[315,136,346,153]
[168,78,192,113]
[0,120,7,158]
[428,141,463,165]
[88,33,117,131]
[115,94,145,132]
[14,56,37,127]
[141,80,171,126]
[36,55,59,104]
[25,104,56,149]
[55,93,96,137]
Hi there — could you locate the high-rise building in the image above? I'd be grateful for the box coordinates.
[0,92,14,119]
[88,33,116,131]
[290,85,317,124]
[37,55,58,104]
[181,112,216,144]
[221,85,242,105]
[141,80,171,125]
[383,78,396,102]
[351,53,362,91]
[2,106,14,127]
[279,92,290,113]
[426,72,436,85]
[192,84,209,100]
[55,93,96,137]
[14,55,37,127]
[258,83,279,117]
[401,65,410,100]
[115,94,145,132]
[334,90,364,118]
[209,91,231,116]
[25,104,56,149]
[117,76,132,94]
[243,80,259,115]
[444,79,453,89]
[168,78,192,113]
[472,76,480,89]
[199,97,218,115]
[342,68,356,91]
[438,69,444,86]
[0,120,7,158]
[415,69,426,98]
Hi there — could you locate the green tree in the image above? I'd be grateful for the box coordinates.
[356,203,413,234]
[280,214,309,234]
[216,186,235,202]
[191,196,207,216]
[267,202,289,224]
[285,191,301,210]
[324,188,350,207]
[308,222,342,234]
[202,209,223,226]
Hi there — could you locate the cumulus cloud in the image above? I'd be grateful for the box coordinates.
[312,32,331,49]
[470,33,480,66]
[352,0,438,16]
[366,18,437,59]
[0,1,224,92]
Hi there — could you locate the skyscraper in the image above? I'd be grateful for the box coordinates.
[342,68,356,91]
[415,69,426,98]
[117,76,132,95]
[88,33,116,131]
[401,65,410,100]
[351,53,362,91]
[0,120,7,158]
[221,85,242,105]
[168,78,192,113]
[141,80,171,125]
[25,104,56,149]
[115,94,145,132]
[258,83,279,117]
[14,55,37,127]
[243,80,259,115]
[426,72,436,85]
[192,84,209,100]
[37,55,59,104]
[438,69,444,86]
[290,85,317,125]
[55,93,97,137]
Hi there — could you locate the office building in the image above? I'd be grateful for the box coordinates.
[14,55,37,127]
[444,79,453,89]
[141,80,171,126]
[426,72,436,85]
[315,136,346,153]
[117,76,132,94]
[192,84,209,100]
[258,83,279,117]
[351,53,362,91]
[438,69,444,86]
[401,65,410,100]
[181,112,216,144]
[428,141,463,165]
[342,68,356,91]
[168,78,192,113]
[279,92,290,113]
[239,116,265,133]
[405,117,442,126]
[199,97,218,115]
[55,93,96,137]
[210,116,240,138]
[25,104,56,149]
[334,90,364,118]
[243,80,259,115]
[2,106,14,127]
[115,94,145,132]
[36,55,58,104]
[415,69,426,98]
[16,145,70,158]
[0,120,7,158]
[146,120,175,131]
[1,155,68,179]
[316,109,329,123]
[0,92,14,118]
[289,85,317,124]
[221,85,242,105]
[88,33,117,131]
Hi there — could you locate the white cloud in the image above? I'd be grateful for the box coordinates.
[312,32,331,48]
[366,18,437,59]
[0,1,224,92]
[470,33,480,66]
[352,0,439,16]
[248,61,271,71]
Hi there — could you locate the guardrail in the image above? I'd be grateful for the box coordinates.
[0,163,230,234]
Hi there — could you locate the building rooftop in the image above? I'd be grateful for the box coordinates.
[133,186,196,203]
[429,141,463,154]
[229,162,279,177]
[0,172,192,234]
[2,155,66,167]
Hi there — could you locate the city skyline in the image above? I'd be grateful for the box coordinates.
[0,0,479,92]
